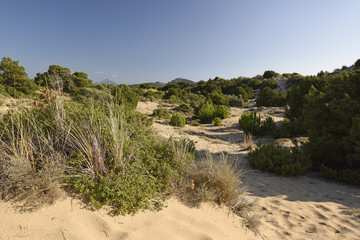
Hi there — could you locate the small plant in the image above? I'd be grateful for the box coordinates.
[213,117,222,126]
[170,113,186,128]
[239,112,261,136]
[190,119,201,126]
[198,101,216,123]
[319,165,360,186]
[176,104,193,114]
[215,105,229,119]
[152,108,171,119]
[247,143,310,176]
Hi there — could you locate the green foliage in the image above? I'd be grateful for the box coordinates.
[248,143,310,176]
[261,116,276,134]
[263,70,277,79]
[112,84,139,110]
[239,112,276,136]
[228,95,244,107]
[354,59,360,68]
[170,113,186,128]
[272,118,305,139]
[175,104,193,115]
[198,101,216,123]
[213,117,222,126]
[256,87,286,107]
[0,57,37,96]
[303,72,360,171]
[319,165,360,186]
[152,108,171,119]
[215,105,229,119]
[239,112,261,136]
[260,78,277,89]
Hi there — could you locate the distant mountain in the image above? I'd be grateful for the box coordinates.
[169,78,195,84]
[97,78,118,86]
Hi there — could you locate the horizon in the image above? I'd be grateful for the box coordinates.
[2,0,360,84]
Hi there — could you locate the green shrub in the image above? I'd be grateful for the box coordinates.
[215,105,229,119]
[247,143,310,176]
[319,165,360,186]
[152,108,171,119]
[260,116,276,135]
[112,84,139,110]
[263,70,277,79]
[256,87,286,107]
[260,78,277,89]
[170,113,186,127]
[190,119,201,126]
[355,58,360,68]
[198,101,216,123]
[228,95,244,107]
[239,112,262,136]
[213,117,222,126]
[176,104,193,114]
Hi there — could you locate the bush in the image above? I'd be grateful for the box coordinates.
[256,87,286,107]
[319,165,360,186]
[239,112,261,136]
[112,84,139,110]
[354,58,360,68]
[152,108,171,119]
[215,105,229,119]
[198,101,216,123]
[176,104,193,114]
[213,117,222,126]
[247,143,310,176]
[263,70,277,79]
[260,78,277,89]
[170,113,186,128]
[260,116,276,135]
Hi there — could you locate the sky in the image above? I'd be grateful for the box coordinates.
[1,0,360,84]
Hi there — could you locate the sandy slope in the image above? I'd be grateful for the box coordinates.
[0,99,359,240]
[136,100,360,240]
[0,198,257,240]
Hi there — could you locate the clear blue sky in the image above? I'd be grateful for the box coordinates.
[2,0,360,84]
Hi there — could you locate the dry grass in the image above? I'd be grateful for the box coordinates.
[0,109,65,210]
[240,134,255,151]
[172,152,259,233]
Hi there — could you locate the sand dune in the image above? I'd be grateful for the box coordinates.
[0,100,359,240]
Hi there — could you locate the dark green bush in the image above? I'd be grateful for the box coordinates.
[263,70,277,79]
[176,104,193,114]
[198,101,216,123]
[319,165,360,186]
[238,112,261,136]
[256,87,286,107]
[112,84,139,110]
[152,108,171,119]
[213,117,222,126]
[354,58,360,68]
[260,116,276,135]
[170,113,186,127]
[260,78,277,89]
[248,143,310,176]
[215,105,229,119]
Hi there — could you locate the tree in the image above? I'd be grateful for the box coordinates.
[0,57,36,96]
[72,71,92,88]
[112,84,139,110]
[263,70,277,79]
[355,58,360,68]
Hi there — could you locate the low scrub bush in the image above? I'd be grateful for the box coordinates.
[170,113,186,127]
[247,143,310,176]
[213,117,222,126]
[198,101,216,123]
[215,105,229,119]
[239,112,275,136]
[319,165,360,186]
[152,108,171,119]
[176,104,193,114]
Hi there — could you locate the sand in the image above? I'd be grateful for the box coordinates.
[0,99,359,240]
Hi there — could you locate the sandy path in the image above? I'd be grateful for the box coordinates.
[137,100,360,240]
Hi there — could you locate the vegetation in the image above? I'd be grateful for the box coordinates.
[247,143,310,176]
[239,112,276,136]
[152,108,171,119]
[170,113,186,128]
[256,87,286,107]
[213,117,222,126]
